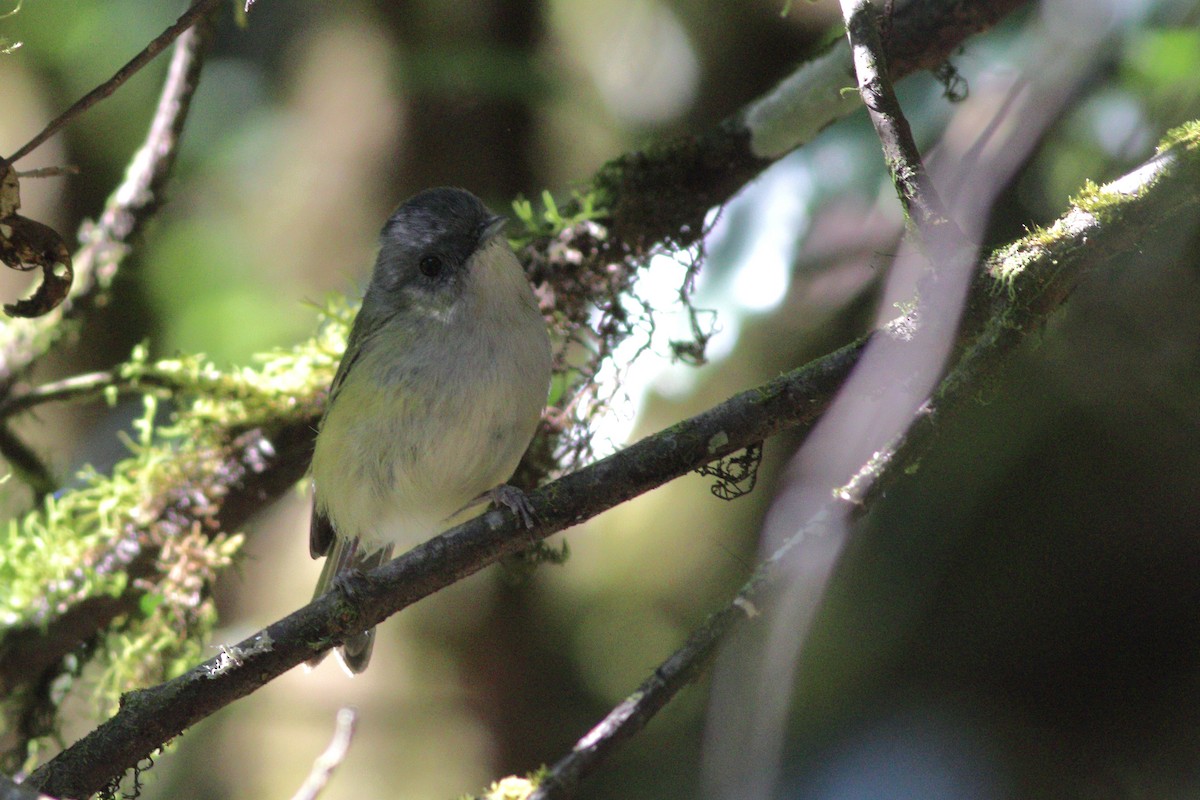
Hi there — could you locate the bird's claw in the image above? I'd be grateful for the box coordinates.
[487,484,538,529]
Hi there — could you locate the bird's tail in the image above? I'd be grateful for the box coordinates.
[308,537,395,674]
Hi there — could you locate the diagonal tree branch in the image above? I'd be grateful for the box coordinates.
[526,556,773,800]
[27,337,869,800]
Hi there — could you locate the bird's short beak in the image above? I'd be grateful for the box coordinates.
[480,214,508,242]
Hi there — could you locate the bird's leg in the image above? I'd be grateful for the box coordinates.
[454,484,538,529]
[329,568,372,605]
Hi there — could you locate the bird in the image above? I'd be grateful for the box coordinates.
[308,187,552,673]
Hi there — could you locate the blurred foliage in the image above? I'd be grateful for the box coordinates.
[0,0,1198,799]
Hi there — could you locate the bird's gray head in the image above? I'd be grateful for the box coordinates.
[365,187,507,311]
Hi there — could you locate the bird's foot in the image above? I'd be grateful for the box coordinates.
[330,567,371,604]
[489,484,538,529]
[456,484,538,529]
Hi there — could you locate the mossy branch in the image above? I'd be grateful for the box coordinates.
[584,0,1028,254]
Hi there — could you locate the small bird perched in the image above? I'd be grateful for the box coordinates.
[308,187,552,673]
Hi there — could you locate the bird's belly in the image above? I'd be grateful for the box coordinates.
[311,353,541,551]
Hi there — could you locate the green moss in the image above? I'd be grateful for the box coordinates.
[987,121,1200,300]
[0,295,353,722]
[465,767,548,800]
[509,188,608,249]
[1067,177,1145,218]
[988,231,1048,297]
[1157,120,1200,153]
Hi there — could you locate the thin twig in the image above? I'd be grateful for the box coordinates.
[839,0,967,253]
[7,0,223,163]
[290,708,358,800]
[72,6,216,285]
[0,370,118,418]
[528,564,772,800]
[15,166,79,179]
[0,367,193,419]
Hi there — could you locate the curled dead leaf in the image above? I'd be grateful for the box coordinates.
[0,213,73,317]
[0,156,74,317]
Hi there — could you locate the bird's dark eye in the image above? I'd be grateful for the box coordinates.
[419,255,444,278]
